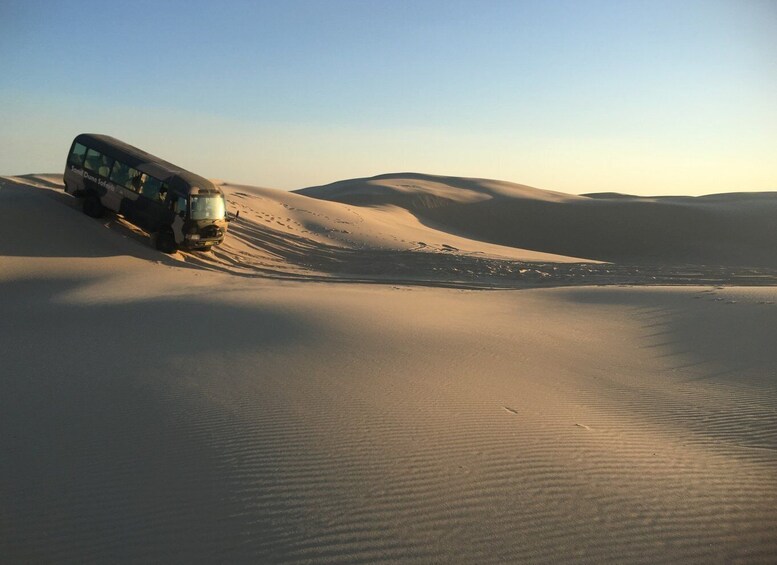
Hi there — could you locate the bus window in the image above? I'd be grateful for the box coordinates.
[68,143,87,166]
[110,161,130,187]
[130,173,147,192]
[140,175,164,201]
[83,148,102,172]
[98,154,114,177]
[83,149,113,177]
[190,194,226,220]
[159,182,170,202]
[110,161,140,191]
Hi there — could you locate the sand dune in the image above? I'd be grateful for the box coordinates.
[204,175,777,287]
[2,174,776,563]
[300,173,777,267]
[9,173,776,287]
[202,178,591,281]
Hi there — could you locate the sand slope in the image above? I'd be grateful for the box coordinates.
[299,173,777,267]
[197,176,777,286]
[1,174,776,563]
[201,178,590,281]
[7,174,777,288]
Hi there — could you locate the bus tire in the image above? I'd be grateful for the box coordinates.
[156,230,177,254]
[83,195,104,218]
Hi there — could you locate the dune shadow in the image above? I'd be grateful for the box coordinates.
[416,197,777,268]
[209,215,777,289]
[301,174,777,268]
[560,288,777,451]
[0,274,317,562]
[0,177,188,267]
[566,288,777,372]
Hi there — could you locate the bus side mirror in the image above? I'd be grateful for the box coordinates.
[227,210,239,222]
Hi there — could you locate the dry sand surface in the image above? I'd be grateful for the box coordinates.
[1,174,776,563]
[300,173,777,268]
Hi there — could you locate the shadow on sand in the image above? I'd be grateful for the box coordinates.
[0,176,185,267]
[560,287,777,451]
[0,274,317,563]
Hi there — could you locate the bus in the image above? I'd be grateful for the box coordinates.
[63,133,236,253]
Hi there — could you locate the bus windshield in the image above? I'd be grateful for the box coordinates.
[190,195,225,220]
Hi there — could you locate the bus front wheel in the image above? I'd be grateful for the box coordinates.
[83,195,104,218]
[156,230,177,254]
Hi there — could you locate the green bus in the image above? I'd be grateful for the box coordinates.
[63,133,236,253]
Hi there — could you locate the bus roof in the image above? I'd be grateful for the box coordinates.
[74,133,221,196]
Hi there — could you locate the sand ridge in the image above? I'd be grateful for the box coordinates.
[300,173,777,268]
[179,175,777,287]
[7,173,777,288]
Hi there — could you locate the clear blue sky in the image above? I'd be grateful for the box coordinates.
[1,0,775,194]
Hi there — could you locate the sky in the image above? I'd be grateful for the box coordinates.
[0,0,775,195]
